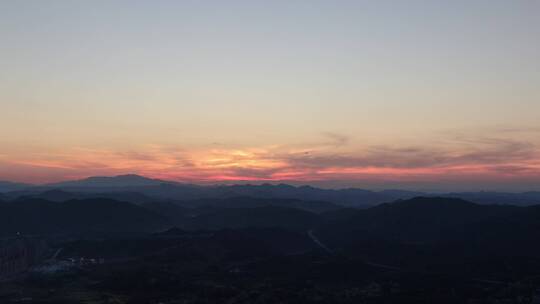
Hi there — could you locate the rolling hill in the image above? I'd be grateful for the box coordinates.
[0,198,169,236]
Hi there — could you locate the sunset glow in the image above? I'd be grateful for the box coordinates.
[1,1,539,191]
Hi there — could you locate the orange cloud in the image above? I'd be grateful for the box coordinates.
[1,134,540,186]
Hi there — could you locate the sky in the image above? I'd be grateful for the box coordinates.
[1,0,539,191]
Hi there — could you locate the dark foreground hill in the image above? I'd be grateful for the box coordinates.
[0,198,169,236]
[4,195,540,247]
[316,197,540,276]
[4,196,540,303]
[0,197,328,237]
[141,198,331,230]
[182,206,321,232]
[320,197,512,243]
[173,196,342,213]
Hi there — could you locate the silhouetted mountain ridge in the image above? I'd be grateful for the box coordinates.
[45,174,176,188]
[183,206,320,232]
[3,175,540,207]
[0,181,32,192]
[318,196,540,258]
[0,198,169,236]
[174,197,341,213]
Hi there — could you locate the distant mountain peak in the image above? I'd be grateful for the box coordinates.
[46,174,174,188]
[84,174,154,181]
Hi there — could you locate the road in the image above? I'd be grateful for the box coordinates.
[306,229,506,285]
[307,229,402,271]
[51,248,63,260]
[307,230,333,254]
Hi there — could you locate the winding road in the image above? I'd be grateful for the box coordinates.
[306,229,506,285]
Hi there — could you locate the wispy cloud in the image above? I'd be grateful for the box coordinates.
[1,131,539,185]
[322,132,350,147]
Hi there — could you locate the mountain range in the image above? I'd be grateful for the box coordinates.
[1,174,539,207]
[3,184,540,295]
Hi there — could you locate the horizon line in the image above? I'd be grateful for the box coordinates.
[1,173,539,194]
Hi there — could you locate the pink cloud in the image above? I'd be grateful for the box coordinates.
[1,135,539,187]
